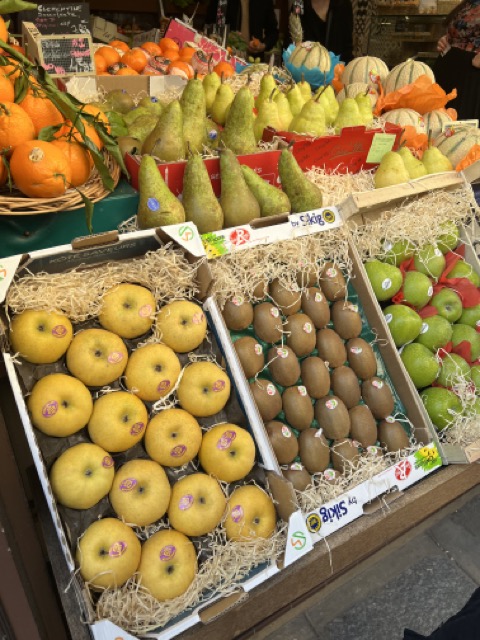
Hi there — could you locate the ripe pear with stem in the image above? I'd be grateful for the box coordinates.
[274,90,293,130]
[254,88,282,141]
[278,147,323,212]
[313,85,334,125]
[137,155,185,229]
[242,165,291,216]
[256,66,278,110]
[334,97,363,133]
[374,151,410,189]
[398,145,427,179]
[220,149,260,227]
[422,144,453,174]
[289,93,325,136]
[210,73,234,126]
[298,73,312,101]
[221,85,257,155]
[203,55,221,113]
[355,90,373,126]
[142,99,185,160]
[182,150,224,233]
[180,76,207,154]
[286,83,306,117]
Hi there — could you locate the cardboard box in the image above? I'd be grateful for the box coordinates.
[63,74,186,102]
[132,28,163,46]
[89,16,129,44]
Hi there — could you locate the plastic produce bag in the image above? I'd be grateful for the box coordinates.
[374,74,457,116]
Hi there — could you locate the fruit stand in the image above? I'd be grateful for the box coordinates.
[1,2,480,639]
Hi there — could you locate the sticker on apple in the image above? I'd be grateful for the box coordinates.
[179,494,194,510]
[109,541,127,557]
[102,456,114,468]
[212,379,226,392]
[216,430,236,450]
[192,312,204,325]
[385,313,393,323]
[382,278,392,290]
[108,351,124,364]
[138,304,153,318]
[159,545,176,561]
[42,400,58,418]
[52,325,67,337]
[119,478,137,492]
[231,505,244,523]
[420,323,429,334]
[157,379,170,392]
[171,444,187,458]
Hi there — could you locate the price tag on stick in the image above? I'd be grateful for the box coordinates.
[366,133,397,164]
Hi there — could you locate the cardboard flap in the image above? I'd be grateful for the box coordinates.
[198,591,247,624]
[71,230,119,250]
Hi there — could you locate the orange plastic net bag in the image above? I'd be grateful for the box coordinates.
[374,74,457,116]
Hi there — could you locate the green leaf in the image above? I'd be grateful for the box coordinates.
[37,122,64,141]
[105,110,128,138]
[13,74,29,103]
[74,188,94,233]
[0,0,38,14]
[2,154,12,191]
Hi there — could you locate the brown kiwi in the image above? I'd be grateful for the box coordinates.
[267,346,301,387]
[282,463,312,491]
[234,336,265,379]
[282,386,314,431]
[269,279,302,316]
[265,421,299,464]
[316,328,347,368]
[301,287,330,329]
[378,419,410,452]
[299,428,330,474]
[361,377,395,419]
[330,366,361,409]
[249,378,282,421]
[331,438,360,473]
[253,302,283,343]
[301,356,330,399]
[349,404,378,447]
[253,280,268,299]
[285,313,316,357]
[296,268,318,289]
[346,337,377,380]
[319,262,347,301]
[222,297,254,331]
[314,395,351,439]
[331,300,362,339]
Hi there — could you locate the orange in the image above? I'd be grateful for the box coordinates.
[0,157,7,186]
[0,74,13,102]
[0,16,8,43]
[141,41,163,57]
[214,60,234,78]
[0,102,35,155]
[141,67,162,76]
[1,58,22,83]
[51,139,93,187]
[167,60,194,79]
[116,67,139,76]
[159,37,179,52]
[163,48,179,62]
[94,52,108,73]
[109,39,130,53]
[96,46,121,67]
[18,91,64,136]
[10,140,72,198]
[179,46,196,62]
[121,49,148,73]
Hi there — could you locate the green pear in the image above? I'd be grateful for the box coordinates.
[286,83,306,117]
[182,153,224,233]
[242,165,291,216]
[298,74,312,101]
[256,71,278,110]
[220,149,261,227]
[422,146,453,174]
[314,86,335,126]
[203,68,221,114]
[414,244,446,280]
[106,89,135,114]
[137,155,185,229]
[204,118,220,149]
[401,343,440,389]
[401,271,433,308]
[437,353,471,388]
[397,146,427,179]
[334,98,363,133]
[274,91,293,130]
[430,288,463,323]
[221,86,257,155]
[415,315,453,351]
[127,114,158,144]
[117,136,142,160]
[364,260,403,301]
[447,260,480,287]
[289,98,325,137]
[374,151,410,189]
[355,91,373,126]
[210,80,234,126]
[254,89,282,141]
[323,84,339,119]
[458,303,480,328]
[436,221,460,254]
[420,387,463,430]
[382,238,416,266]
[278,149,323,213]
[124,107,152,126]
[451,323,480,360]
[383,304,423,346]
[180,78,207,154]
[137,96,164,117]
[142,100,185,161]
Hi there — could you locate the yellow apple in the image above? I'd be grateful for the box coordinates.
[198,423,255,482]
[88,391,148,452]
[50,442,115,509]
[98,283,156,339]
[124,343,181,402]
[9,309,73,364]
[138,528,197,601]
[156,300,207,353]
[109,459,171,526]
[27,373,93,437]
[66,328,128,387]
[76,517,141,589]
[167,473,226,537]
[177,362,231,417]
[144,408,202,467]
[224,485,277,541]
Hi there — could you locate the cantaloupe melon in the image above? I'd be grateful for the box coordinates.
[342,56,389,87]
[434,126,480,167]
[289,41,331,73]
[423,110,454,138]
[337,82,378,107]
[384,60,435,94]
[381,108,426,134]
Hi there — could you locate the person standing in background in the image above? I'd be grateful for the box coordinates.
[435,0,480,119]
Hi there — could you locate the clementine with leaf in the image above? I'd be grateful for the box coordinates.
[0,102,35,155]
[51,139,93,187]
[0,74,13,102]
[0,16,8,43]
[10,140,72,198]
[18,91,64,136]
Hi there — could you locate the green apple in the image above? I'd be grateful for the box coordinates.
[430,288,463,323]
[415,315,453,351]
[88,390,148,452]
[401,271,433,308]
[451,323,480,361]
[471,364,480,390]
[156,300,208,353]
[9,309,73,364]
[76,517,141,589]
[447,260,480,287]
[400,343,440,388]
[98,283,156,339]
[177,361,231,417]
[383,304,423,346]
[420,386,463,430]
[437,353,471,387]
[145,407,202,467]
[224,484,277,541]
[167,472,226,537]
[198,423,256,482]
[382,238,415,266]
[66,328,128,387]
[27,373,93,437]
[124,343,181,402]
[436,221,459,254]
[458,304,480,328]
[465,396,480,417]
[137,528,197,601]
[414,244,446,280]
[109,459,171,527]
[364,260,403,301]
[50,443,114,509]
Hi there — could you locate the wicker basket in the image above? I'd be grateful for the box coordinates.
[0,150,121,216]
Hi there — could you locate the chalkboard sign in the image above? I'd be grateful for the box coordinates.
[20,3,90,35]
[38,34,94,76]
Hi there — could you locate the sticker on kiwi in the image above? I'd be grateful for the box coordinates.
[231,505,244,523]
[51,324,67,337]
[159,545,176,561]
[382,278,392,290]
[367,446,381,455]
[350,346,362,354]
[157,380,171,392]
[348,304,358,313]
[232,295,244,306]
[270,307,280,318]
[212,379,226,392]
[326,267,337,278]
[385,313,393,323]
[108,351,124,364]
[290,462,303,470]
[109,541,127,557]
[119,478,137,492]
[138,304,153,318]
[297,386,307,396]
[372,379,384,389]
[277,347,289,358]
[385,415,395,423]
[314,428,324,437]
[147,197,160,212]
[325,399,338,410]
[102,456,114,468]
[192,312,204,325]
[171,444,187,458]
[42,400,58,418]
[266,383,276,396]
[130,422,144,436]
[216,430,236,450]
[281,425,291,438]
[254,343,263,355]
[314,292,323,302]
[179,494,194,510]
[323,469,336,480]
[303,322,313,333]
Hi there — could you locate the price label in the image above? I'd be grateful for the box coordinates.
[366,133,397,164]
